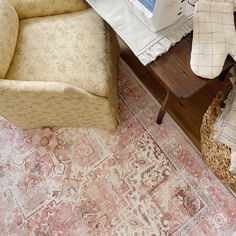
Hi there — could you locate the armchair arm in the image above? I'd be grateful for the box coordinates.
[8,0,90,19]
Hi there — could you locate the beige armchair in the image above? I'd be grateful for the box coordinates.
[0,0,119,129]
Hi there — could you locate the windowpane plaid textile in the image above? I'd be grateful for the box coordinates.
[189,0,236,10]
[214,74,236,173]
[190,0,236,79]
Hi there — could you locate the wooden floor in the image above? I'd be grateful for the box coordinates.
[119,38,232,150]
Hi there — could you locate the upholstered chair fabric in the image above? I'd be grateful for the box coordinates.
[6,9,113,97]
[0,0,18,79]
[0,2,119,130]
[8,0,90,19]
[0,80,118,129]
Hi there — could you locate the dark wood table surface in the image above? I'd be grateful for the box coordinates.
[145,14,236,124]
[147,33,235,124]
[148,35,234,98]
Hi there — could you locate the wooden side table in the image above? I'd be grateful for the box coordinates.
[119,13,236,148]
[147,34,235,124]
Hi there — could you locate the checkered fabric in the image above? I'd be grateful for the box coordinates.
[189,0,236,11]
[190,0,236,79]
[213,74,236,173]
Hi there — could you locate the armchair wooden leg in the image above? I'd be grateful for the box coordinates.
[156,90,174,125]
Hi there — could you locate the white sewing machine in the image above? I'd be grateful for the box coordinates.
[124,0,188,32]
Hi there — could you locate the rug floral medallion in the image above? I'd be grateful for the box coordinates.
[0,61,236,236]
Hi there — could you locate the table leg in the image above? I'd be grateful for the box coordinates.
[156,90,174,125]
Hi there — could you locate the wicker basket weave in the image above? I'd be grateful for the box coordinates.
[200,84,236,193]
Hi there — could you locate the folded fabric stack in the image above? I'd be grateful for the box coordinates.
[214,68,236,173]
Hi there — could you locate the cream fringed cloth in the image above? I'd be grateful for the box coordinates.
[85,0,193,65]
[214,69,236,173]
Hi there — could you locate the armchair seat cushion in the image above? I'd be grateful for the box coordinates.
[6,9,113,97]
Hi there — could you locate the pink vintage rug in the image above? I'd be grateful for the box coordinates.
[0,60,236,236]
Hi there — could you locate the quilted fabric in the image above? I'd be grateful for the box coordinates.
[6,9,115,97]
[8,0,89,19]
[0,0,18,79]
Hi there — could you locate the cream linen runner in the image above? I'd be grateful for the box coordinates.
[85,0,194,65]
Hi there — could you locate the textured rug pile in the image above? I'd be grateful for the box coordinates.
[0,60,236,236]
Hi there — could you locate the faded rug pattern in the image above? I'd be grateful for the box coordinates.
[0,61,236,236]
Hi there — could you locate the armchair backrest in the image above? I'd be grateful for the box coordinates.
[8,0,90,19]
[0,0,18,79]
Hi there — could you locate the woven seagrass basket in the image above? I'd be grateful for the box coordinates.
[200,84,236,193]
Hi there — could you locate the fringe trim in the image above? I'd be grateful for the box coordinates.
[138,15,193,65]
